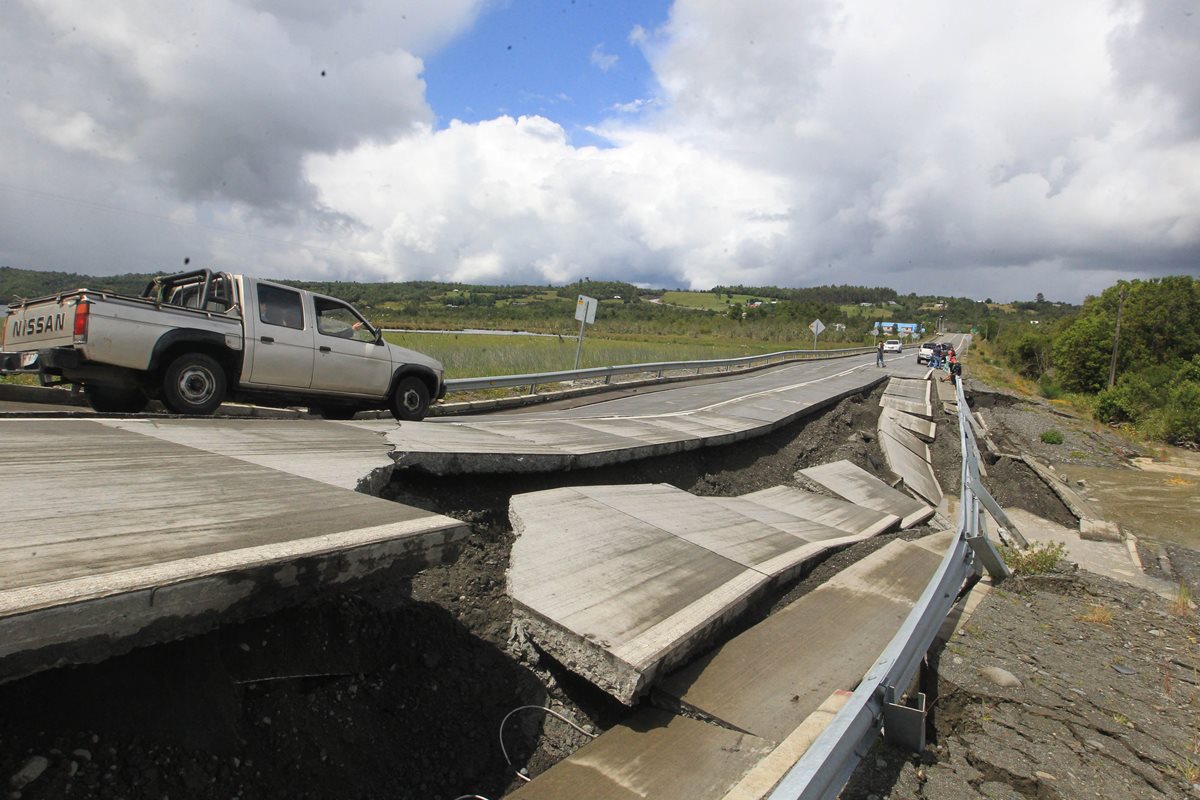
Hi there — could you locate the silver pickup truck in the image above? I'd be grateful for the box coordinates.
[0,269,445,419]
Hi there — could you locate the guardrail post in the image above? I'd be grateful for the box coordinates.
[882,688,927,752]
[527,383,536,395]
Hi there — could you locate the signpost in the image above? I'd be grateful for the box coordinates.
[574,295,598,370]
[809,318,825,350]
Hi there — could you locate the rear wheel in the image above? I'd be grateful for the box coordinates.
[162,353,226,415]
[84,383,149,414]
[389,376,430,421]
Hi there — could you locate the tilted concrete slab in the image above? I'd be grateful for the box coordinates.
[883,377,932,401]
[798,460,934,528]
[507,709,775,800]
[935,377,958,404]
[507,482,893,704]
[658,535,950,744]
[700,496,877,544]
[98,417,398,493]
[375,357,894,474]
[879,394,933,419]
[878,412,944,506]
[0,420,469,683]
[738,486,900,537]
[879,405,937,442]
[509,486,766,704]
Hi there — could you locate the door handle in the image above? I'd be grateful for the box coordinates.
[319,346,331,353]
[260,336,274,343]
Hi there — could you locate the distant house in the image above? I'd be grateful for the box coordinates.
[859,302,872,307]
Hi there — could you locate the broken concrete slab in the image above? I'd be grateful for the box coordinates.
[877,413,944,506]
[657,535,949,744]
[934,377,958,404]
[0,420,470,684]
[1080,517,1123,543]
[375,359,894,475]
[507,482,894,704]
[507,709,775,800]
[798,460,934,528]
[739,486,899,537]
[880,406,936,442]
[879,394,933,419]
[883,377,932,400]
[508,486,769,704]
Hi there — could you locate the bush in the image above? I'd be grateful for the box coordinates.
[1040,429,1064,444]
[1037,374,1064,399]
[1001,541,1066,575]
[1094,368,1171,425]
[1139,381,1200,444]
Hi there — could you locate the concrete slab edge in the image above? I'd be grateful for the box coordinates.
[720,690,852,800]
[0,516,469,617]
[0,520,470,685]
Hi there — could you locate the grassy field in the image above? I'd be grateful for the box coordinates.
[657,291,767,310]
[383,331,861,379]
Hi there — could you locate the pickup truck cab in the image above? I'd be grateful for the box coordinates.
[0,269,445,419]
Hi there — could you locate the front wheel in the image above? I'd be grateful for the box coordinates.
[162,353,226,415]
[389,376,430,421]
[84,383,149,414]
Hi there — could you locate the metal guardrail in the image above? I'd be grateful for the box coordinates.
[767,370,1011,800]
[443,346,875,394]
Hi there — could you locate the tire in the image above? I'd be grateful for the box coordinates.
[389,376,430,421]
[84,383,149,414]
[162,353,226,415]
[313,405,359,420]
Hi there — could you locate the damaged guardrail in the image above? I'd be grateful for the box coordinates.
[443,346,874,394]
[767,373,1013,800]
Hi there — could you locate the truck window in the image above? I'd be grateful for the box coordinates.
[314,297,375,343]
[258,284,304,330]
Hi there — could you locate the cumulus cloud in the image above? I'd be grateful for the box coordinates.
[1,0,1196,301]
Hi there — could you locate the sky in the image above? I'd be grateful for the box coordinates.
[0,0,1197,303]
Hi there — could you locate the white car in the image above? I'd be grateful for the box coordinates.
[882,339,902,353]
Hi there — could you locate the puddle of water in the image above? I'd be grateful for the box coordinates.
[1055,459,1200,550]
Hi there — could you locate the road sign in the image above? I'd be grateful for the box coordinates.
[809,319,825,336]
[574,295,598,369]
[576,295,598,325]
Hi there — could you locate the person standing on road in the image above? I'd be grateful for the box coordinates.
[876,341,885,367]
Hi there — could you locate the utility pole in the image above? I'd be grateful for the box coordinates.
[1107,288,1126,389]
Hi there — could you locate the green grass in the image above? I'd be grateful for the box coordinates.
[1000,541,1066,575]
[1040,429,1064,445]
[383,331,776,379]
[656,291,766,310]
